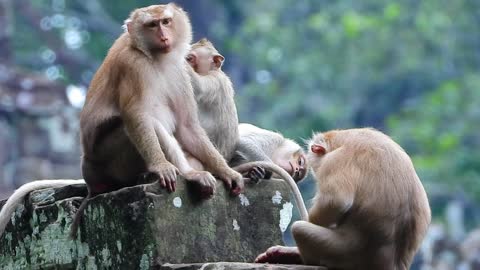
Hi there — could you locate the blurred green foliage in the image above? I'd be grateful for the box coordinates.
[5,0,480,204]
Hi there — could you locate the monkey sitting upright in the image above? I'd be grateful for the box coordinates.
[256,128,431,270]
[73,3,244,238]
[186,38,239,162]
[230,123,308,183]
[185,40,307,184]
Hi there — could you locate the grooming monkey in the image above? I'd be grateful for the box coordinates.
[186,38,239,161]
[185,38,307,184]
[73,3,244,237]
[185,41,308,219]
[230,123,308,183]
[256,128,431,270]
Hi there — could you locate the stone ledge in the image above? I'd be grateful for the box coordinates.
[161,262,326,269]
[0,178,299,269]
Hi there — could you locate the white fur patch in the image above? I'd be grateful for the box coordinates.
[164,6,174,18]
[122,19,131,32]
[138,11,153,23]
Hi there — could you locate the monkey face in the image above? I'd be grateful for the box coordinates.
[291,151,308,182]
[272,146,308,183]
[126,4,191,55]
[140,5,176,53]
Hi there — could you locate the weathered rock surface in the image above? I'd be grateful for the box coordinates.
[161,262,326,269]
[0,178,301,269]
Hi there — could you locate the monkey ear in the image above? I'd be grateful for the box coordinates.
[213,54,225,68]
[311,144,326,155]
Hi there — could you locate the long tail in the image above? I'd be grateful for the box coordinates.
[69,193,91,240]
[0,179,85,236]
[233,161,308,221]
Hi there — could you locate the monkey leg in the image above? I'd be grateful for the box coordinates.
[86,123,149,186]
[185,153,205,171]
[291,220,362,268]
[152,122,216,197]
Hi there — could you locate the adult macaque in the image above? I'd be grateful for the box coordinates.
[230,123,308,183]
[74,3,243,237]
[0,180,84,236]
[186,38,238,161]
[256,128,431,270]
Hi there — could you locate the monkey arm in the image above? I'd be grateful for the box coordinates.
[177,119,230,175]
[308,187,354,227]
[189,67,223,96]
[174,93,234,179]
[122,112,169,168]
[118,81,169,169]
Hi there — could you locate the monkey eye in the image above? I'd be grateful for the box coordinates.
[298,156,305,166]
[145,21,157,28]
[161,18,172,26]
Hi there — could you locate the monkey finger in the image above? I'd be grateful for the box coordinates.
[207,175,217,188]
[234,178,245,193]
[166,178,174,193]
[159,177,166,189]
[222,178,232,190]
[254,252,268,263]
[254,167,266,178]
[249,169,263,182]
[171,178,177,192]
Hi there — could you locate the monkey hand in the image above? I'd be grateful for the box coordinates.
[183,170,217,199]
[245,166,273,184]
[254,245,303,264]
[148,162,179,193]
[217,169,244,196]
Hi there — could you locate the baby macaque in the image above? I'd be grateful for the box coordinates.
[230,123,308,183]
[186,38,238,162]
[256,128,431,270]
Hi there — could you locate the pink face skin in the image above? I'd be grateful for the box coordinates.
[274,151,307,183]
[143,17,174,53]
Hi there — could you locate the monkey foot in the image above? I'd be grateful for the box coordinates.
[184,170,217,198]
[255,245,303,264]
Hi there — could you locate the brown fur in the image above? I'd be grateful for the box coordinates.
[74,3,243,239]
[256,128,431,270]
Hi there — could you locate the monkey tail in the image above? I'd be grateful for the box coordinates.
[0,179,85,237]
[233,161,309,221]
[69,193,91,240]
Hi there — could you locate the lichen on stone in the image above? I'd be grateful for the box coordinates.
[279,202,293,232]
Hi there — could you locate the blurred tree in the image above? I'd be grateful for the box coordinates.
[1,0,480,204]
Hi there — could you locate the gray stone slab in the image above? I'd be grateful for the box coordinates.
[0,178,299,269]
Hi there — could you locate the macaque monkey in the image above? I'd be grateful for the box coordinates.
[230,124,308,183]
[256,128,431,270]
[186,38,238,161]
[0,180,85,236]
[73,3,243,238]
